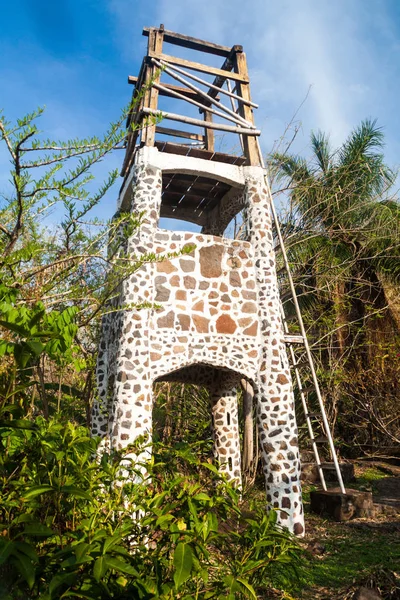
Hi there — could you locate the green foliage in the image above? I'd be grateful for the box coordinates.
[271,119,400,453]
[0,418,303,599]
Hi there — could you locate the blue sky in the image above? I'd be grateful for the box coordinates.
[1,0,400,224]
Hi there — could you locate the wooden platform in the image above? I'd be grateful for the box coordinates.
[155,141,246,166]
[161,169,231,225]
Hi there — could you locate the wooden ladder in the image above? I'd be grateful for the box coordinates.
[255,139,346,494]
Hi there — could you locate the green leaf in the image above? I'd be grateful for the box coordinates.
[102,533,122,554]
[59,485,91,500]
[12,552,35,589]
[0,540,14,566]
[93,556,108,582]
[0,319,29,336]
[235,577,258,599]
[22,485,55,499]
[49,572,77,597]
[24,523,55,537]
[26,340,45,356]
[105,556,139,576]
[193,492,211,501]
[173,543,193,589]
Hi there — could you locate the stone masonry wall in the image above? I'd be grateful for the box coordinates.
[92,149,305,534]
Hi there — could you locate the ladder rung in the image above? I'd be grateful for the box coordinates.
[284,334,304,344]
[292,359,309,369]
[310,436,328,444]
[305,412,321,419]
[300,385,315,395]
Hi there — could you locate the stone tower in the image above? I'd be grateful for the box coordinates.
[92,25,304,535]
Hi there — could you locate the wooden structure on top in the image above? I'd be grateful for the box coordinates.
[123,25,263,185]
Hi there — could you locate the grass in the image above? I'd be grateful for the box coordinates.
[300,515,400,598]
[247,462,400,598]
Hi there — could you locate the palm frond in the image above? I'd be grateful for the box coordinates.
[310,130,332,173]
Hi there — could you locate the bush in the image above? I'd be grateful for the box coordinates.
[0,417,303,599]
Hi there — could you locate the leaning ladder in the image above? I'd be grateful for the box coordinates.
[255,140,346,494]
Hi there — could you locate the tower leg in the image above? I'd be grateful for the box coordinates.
[255,384,304,535]
[210,374,242,487]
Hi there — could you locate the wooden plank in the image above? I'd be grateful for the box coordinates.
[155,126,204,141]
[163,179,227,195]
[234,51,261,166]
[149,52,249,83]
[162,183,225,198]
[142,108,260,135]
[143,26,234,57]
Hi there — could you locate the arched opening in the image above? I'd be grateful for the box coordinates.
[152,363,251,485]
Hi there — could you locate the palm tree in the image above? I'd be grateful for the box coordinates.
[270,119,400,452]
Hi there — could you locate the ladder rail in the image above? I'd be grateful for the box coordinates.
[280,306,328,491]
[255,138,346,495]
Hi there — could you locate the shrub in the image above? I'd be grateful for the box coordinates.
[0,417,303,599]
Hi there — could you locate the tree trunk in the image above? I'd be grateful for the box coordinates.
[241,379,254,476]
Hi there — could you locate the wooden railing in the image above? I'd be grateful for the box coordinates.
[121,25,262,177]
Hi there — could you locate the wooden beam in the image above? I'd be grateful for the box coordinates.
[143,26,235,57]
[205,48,239,101]
[155,126,204,141]
[234,51,261,166]
[141,28,164,147]
[142,108,261,135]
[152,59,252,127]
[148,52,249,83]
[128,75,216,102]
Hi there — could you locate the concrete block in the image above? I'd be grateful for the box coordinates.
[310,488,374,521]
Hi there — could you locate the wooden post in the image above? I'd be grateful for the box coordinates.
[141,26,164,147]
[234,50,261,166]
[203,110,214,152]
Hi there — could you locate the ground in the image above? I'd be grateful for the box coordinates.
[298,461,400,599]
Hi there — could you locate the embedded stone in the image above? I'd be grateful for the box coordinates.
[178,314,190,330]
[242,302,257,313]
[192,300,204,312]
[193,315,209,333]
[263,442,275,453]
[244,321,258,336]
[170,275,180,286]
[184,276,196,289]
[176,290,186,301]
[155,282,170,302]
[238,317,252,328]
[227,257,241,268]
[150,352,161,361]
[173,345,185,354]
[277,374,289,385]
[216,315,237,334]
[199,245,224,278]
[269,428,282,437]
[180,259,195,272]
[229,271,241,287]
[156,260,177,273]
[157,311,174,328]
